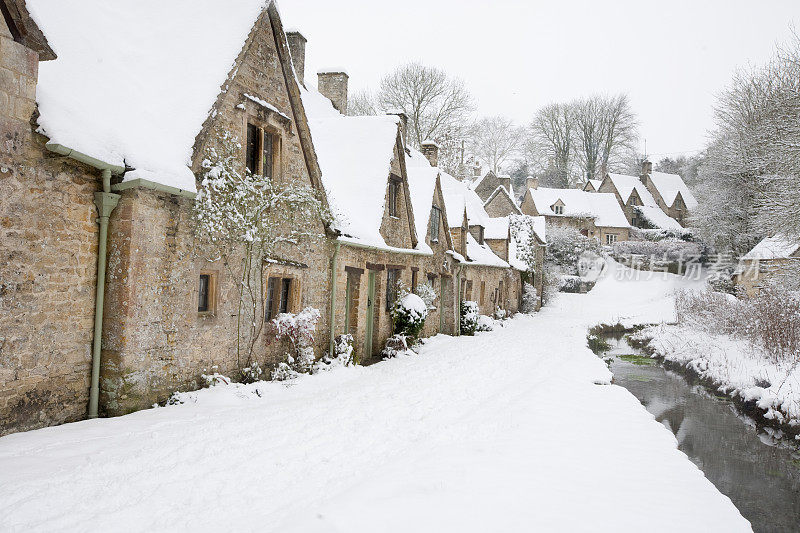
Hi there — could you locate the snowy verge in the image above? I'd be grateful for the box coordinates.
[633,324,800,437]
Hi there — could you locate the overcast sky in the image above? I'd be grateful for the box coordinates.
[280,0,800,159]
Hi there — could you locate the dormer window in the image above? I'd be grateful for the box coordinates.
[246,122,277,178]
[553,205,564,215]
[388,176,401,217]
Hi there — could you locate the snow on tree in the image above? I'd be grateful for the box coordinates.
[194,132,330,370]
[468,115,525,174]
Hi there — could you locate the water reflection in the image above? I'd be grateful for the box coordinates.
[602,336,800,533]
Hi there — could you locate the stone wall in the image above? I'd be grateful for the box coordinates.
[461,264,521,316]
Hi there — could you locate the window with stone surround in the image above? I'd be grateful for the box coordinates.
[245,122,279,178]
[605,234,618,245]
[429,205,441,242]
[266,276,295,321]
[386,268,401,311]
[388,177,401,217]
[198,272,217,315]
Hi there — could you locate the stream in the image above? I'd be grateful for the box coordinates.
[595,333,800,533]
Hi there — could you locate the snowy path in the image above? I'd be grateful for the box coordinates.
[0,263,750,532]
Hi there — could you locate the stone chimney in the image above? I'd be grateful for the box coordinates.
[420,140,439,167]
[286,31,306,86]
[526,176,539,190]
[641,160,653,184]
[386,110,408,144]
[498,174,511,193]
[317,69,348,115]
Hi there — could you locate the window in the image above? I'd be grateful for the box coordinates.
[480,281,486,305]
[266,276,293,321]
[198,272,217,315]
[386,268,400,311]
[553,205,564,215]
[427,273,436,288]
[605,234,618,245]
[465,280,473,301]
[388,178,401,217]
[429,205,441,242]
[411,269,418,292]
[246,122,277,178]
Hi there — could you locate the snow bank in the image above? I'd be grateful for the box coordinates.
[28,0,274,192]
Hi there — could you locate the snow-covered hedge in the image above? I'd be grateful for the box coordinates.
[267,307,321,380]
[545,226,603,277]
[612,239,704,264]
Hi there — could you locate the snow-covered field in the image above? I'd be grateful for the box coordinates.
[0,262,750,532]
[637,324,800,432]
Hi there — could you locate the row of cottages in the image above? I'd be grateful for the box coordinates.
[0,0,532,435]
[733,236,800,297]
[584,161,698,229]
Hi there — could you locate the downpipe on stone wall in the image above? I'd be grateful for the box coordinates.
[328,241,340,357]
[46,144,122,418]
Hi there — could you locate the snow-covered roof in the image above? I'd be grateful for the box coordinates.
[742,236,800,261]
[587,179,602,191]
[405,148,439,253]
[605,174,683,230]
[440,172,490,229]
[526,188,629,228]
[531,215,547,244]
[637,205,684,231]
[484,217,510,240]
[301,86,403,247]
[28,0,277,193]
[484,186,522,215]
[468,168,494,191]
[465,233,509,268]
[649,172,698,210]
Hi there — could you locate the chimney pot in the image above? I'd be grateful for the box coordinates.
[286,31,307,86]
[641,160,652,184]
[317,69,349,115]
[420,140,439,167]
[526,176,539,190]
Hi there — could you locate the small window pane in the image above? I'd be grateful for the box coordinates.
[246,124,259,175]
[198,275,210,312]
[266,277,278,321]
[429,206,441,242]
[279,278,291,314]
[263,132,274,178]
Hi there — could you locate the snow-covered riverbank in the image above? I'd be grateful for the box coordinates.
[0,262,750,532]
[635,324,800,437]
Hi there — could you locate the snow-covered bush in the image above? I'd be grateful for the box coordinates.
[240,362,263,384]
[476,314,494,332]
[559,275,583,293]
[414,283,437,311]
[267,307,322,377]
[381,334,413,359]
[612,239,704,264]
[201,372,230,387]
[312,334,354,372]
[460,300,479,336]
[493,307,508,320]
[676,287,800,365]
[391,292,428,341]
[520,282,540,313]
[631,226,697,243]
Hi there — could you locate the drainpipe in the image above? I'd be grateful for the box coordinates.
[455,265,462,336]
[328,241,341,356]
[46,143,123,419]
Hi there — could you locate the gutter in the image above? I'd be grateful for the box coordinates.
[46,143,123,419]
[328,241,340,357]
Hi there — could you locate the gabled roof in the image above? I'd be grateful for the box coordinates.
[526,187,629,228]
[586,179,602,191]
[468,168,495,191]
[484,186,522,215]
[405,148,452,253]
[1,0,55,59]
[440,172,490,229]
[29,0,286,192]
[649,171,698,210]
[465,233,509,268]
[604,173,683,230]
[742,236,800,261]
[301,86,417,249]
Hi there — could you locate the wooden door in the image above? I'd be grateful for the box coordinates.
[364,271,376,359]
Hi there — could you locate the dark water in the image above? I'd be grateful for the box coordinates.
[599,335,800,533]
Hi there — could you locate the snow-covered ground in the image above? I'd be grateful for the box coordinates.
[0,262,750,532]
[637,324,800,432]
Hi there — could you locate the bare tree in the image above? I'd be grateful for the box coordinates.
[346,88,378,117]
[469,116,524,173]
[376,62,474,173]
[529,103,575,188]
[573,94,638,180]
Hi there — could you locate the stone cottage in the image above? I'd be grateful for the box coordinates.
[595,172,684,231]
[733,236,800,297]
[520,180,630,244]
[0,0,530,435]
